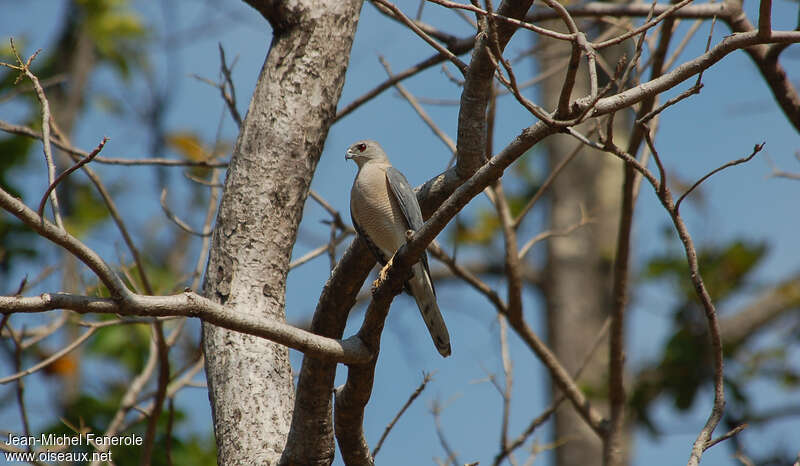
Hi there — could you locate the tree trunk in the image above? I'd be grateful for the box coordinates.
[201,2,363,464]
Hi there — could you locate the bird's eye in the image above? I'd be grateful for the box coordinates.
[357,143,366,152]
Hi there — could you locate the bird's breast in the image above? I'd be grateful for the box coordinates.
[351,165,408,256]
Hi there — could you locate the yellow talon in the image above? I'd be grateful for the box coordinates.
[372,257,394,292]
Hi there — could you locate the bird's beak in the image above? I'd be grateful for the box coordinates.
[345,150,354,160]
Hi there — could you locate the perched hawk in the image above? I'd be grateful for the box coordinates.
[346,140,451,357]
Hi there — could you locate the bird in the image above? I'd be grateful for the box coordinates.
[346,140,451,357]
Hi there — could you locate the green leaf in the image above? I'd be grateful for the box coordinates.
[62,182,112,237]
[87,322,151,373]
[452,210,500,245]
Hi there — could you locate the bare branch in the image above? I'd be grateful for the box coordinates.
[140,323,169,466]
[513,138,585,231]
[37,137,108,218]
[636,82,703,125]
[495,318,612,466]
[455,0,534,177]
[675,142,765,212]
[0,185,130,295]
[2,40,63,228]
[380,56,457,154]
[526,1,731,23]
[90,334,160,463]
[335,358,378,466]
[663,19,705,71]
[372,372,434,458]
[590,137,727,466]
[758,0,772,38]
[0,119,228,167]
[160,188,213,237]
[218,44,242,127]
[593,0,695,49]
[492,182,523,318]
[590,30,800,118]
[0,292,372,364]
[497,313,513,457]
[765,153,800,180]
[334,39,475,122]
[372,0,468,73]
[704,423,747,451]
[517,207,592,260]
[427,0,574,40]
[0,327,96,384]
[289,231,352,270]
[428,241,508,312]
[431,399,460,466]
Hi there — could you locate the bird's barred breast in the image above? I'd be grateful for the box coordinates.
[350,165,408,256]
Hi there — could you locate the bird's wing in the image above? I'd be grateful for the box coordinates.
[385,166,435,295]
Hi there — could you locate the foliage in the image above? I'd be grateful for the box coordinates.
[631,239,797,438]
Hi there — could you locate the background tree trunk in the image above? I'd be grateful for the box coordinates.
[201,2,363,464]
[538,23,630,466]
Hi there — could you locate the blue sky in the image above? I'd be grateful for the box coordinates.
[1,0,799,464]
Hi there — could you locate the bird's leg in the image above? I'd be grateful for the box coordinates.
[372,255,394,293]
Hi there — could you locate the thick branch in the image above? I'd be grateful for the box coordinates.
[0,292,371,364]
[0,186,129,297]
[456,0,535,178]
[590,30,800,118]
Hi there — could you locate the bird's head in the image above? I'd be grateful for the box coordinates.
[345,140,389,167]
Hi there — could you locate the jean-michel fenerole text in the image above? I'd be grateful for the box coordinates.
[5,432,143,447]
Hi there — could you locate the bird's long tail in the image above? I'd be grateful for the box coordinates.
[409,263,451,357]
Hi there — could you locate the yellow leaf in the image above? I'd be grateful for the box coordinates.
[167,131,210,161]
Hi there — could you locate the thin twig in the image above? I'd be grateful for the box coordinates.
[427,241,508,312]
[140,323,169,466]
[289,231,352,270]
[494,318,611,466]
[37,137,108,218]
[372,0,468,73]
[431,399,460,466]
[183,171,224,187]
[427,0,575,41]
[636,82,703,125]
[0,327,97,384]
[334,40,474,122]
[675,143,765,212]
[513,138,587,230]
[0,119,228,167]
[160,188,213,236]
[695,15,718,87]
[2,40,63,228]
[372,372,434,457]
[218,44,242,127]
[89,335,159,464]
[492,181,523,318]
[0,185,372,363]
[497,313,513,457]
[518,207,592,260]
[165,398,175,466]
[663,19,705,71]
[380,56,457,154]
[704,423,747,451]
[593,0,695,49]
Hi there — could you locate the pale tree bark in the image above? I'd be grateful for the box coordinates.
[201,1,363,464]
[538,23,628,466]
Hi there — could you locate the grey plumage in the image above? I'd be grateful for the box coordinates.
[346,139,451,357]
